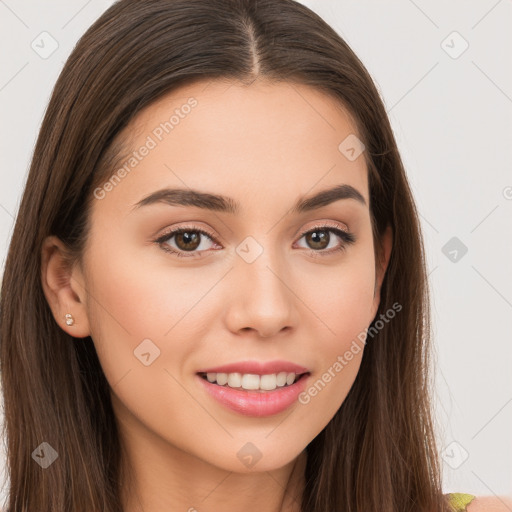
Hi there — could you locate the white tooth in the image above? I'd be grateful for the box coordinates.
[209,371,298,390]
[241,374,260,390]
[260,374,277,390]
[216,373,228,386]
[227,372,242,388]
[276,371,287,387]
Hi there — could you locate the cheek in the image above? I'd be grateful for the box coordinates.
[289,255,375,424]
[84,249,208,433]
[83,242,209,387]
[86,236,213,335]
[311,271,372,367]
[295,250,376,341]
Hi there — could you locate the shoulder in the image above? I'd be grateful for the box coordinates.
[445,493,512,512]
[466,495,512,512]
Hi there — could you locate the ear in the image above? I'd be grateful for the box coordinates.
[40,235,91,338]
[370,224,393,321]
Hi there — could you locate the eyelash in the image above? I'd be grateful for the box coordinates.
[154,223,356,259]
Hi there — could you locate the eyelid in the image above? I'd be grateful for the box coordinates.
[299,220,350,235]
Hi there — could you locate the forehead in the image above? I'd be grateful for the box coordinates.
[95,78,369,216]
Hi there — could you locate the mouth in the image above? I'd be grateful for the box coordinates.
[196,368,312,417]
[197,371,310,393]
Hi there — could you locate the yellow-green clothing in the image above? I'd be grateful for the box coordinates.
[446,493,477,511]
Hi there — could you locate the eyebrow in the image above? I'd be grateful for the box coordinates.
[130,183,367,214]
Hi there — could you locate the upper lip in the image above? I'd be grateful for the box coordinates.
[196,360,310,376]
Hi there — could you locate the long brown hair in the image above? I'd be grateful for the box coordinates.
[0,1,451,510]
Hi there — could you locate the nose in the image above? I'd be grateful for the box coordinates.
[223,245,299,339]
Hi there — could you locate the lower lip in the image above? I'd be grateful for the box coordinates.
[196,373,310,417]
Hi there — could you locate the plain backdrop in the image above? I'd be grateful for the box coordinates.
[0,0,511,503]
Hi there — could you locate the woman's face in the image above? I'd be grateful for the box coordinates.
[60,79,391,473]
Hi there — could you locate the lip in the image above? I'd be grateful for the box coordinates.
[196,360,310,375]
[196,372,311,417]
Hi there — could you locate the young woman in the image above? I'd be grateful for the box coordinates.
[0,1,507,511]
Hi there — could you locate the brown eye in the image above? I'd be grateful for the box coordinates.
[154,226,219,258]
[295,224,356,256]
[174,231,201,251]
[304,230,330,250]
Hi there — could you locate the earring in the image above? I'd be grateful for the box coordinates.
[65,313,75,326]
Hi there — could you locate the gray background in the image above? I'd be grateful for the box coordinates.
[0,0,511,502]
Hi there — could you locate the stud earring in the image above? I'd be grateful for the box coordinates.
[65,313,75,326]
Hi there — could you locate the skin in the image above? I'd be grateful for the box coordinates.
[41,78,393,512]
[468,496,512,512]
